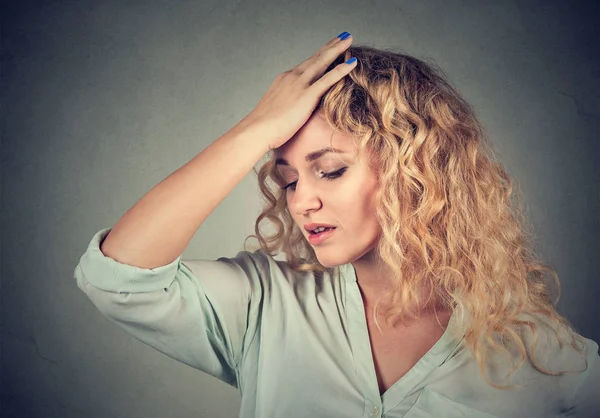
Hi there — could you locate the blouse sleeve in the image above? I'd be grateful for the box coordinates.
[73,228,268,388]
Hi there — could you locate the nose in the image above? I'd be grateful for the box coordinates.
[289,179,322,216]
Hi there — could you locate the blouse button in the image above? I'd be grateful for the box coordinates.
[368,405,380,417]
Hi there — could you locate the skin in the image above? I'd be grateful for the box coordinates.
[275,109,395,304]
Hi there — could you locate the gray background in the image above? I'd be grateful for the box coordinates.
[2,0,598,417]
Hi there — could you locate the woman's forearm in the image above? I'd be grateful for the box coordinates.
[100,117,270,269]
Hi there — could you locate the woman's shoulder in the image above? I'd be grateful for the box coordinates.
[534,323,600,415]
[519,313,595,368]
[510,313,600,412]
[447,315,599,415]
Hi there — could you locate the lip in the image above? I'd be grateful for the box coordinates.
[308,227,336,245]
[304,222,337,234]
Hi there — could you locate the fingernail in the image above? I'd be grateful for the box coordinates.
[345,57,357,64]
[338,32,351,40]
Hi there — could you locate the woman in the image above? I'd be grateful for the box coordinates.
[74,32,599,417]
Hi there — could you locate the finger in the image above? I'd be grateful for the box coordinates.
[309,57,357,95]
[295,33,352,74]
[298,35,353,85]
[294,34,345,72]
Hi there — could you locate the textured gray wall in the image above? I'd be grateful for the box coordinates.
[2,0,598,417]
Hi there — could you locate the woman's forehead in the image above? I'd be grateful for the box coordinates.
[275,142,357,170]
[276,124,354,159]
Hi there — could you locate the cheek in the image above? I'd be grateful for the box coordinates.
[360,185,380,228]
[285,193,297,217]
[339,180,379,223]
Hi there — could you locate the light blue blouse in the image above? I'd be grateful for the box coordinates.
[74,228,600,417]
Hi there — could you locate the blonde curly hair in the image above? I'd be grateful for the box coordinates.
[244,45,586,389]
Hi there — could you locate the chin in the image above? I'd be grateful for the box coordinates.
[318,242,379,267]
[312,251,350,269]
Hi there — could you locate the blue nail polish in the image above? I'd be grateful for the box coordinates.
[345,57,357,64]
[339,32,351,40]
[337,31,349,39]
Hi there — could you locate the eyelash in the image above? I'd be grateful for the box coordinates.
[282,167,348,191]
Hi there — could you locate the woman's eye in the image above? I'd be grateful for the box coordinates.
[281,167,347,191]
[321,167,348,180]
[282,181,297,191]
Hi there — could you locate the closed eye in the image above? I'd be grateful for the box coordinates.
[281,167,348,191]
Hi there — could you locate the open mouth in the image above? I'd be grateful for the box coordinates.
[309,227,336,235]
[308,227,337,244]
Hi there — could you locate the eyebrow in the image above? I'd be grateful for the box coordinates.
[275,147,346,166]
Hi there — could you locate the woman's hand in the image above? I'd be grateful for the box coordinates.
[241,32,357,150]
